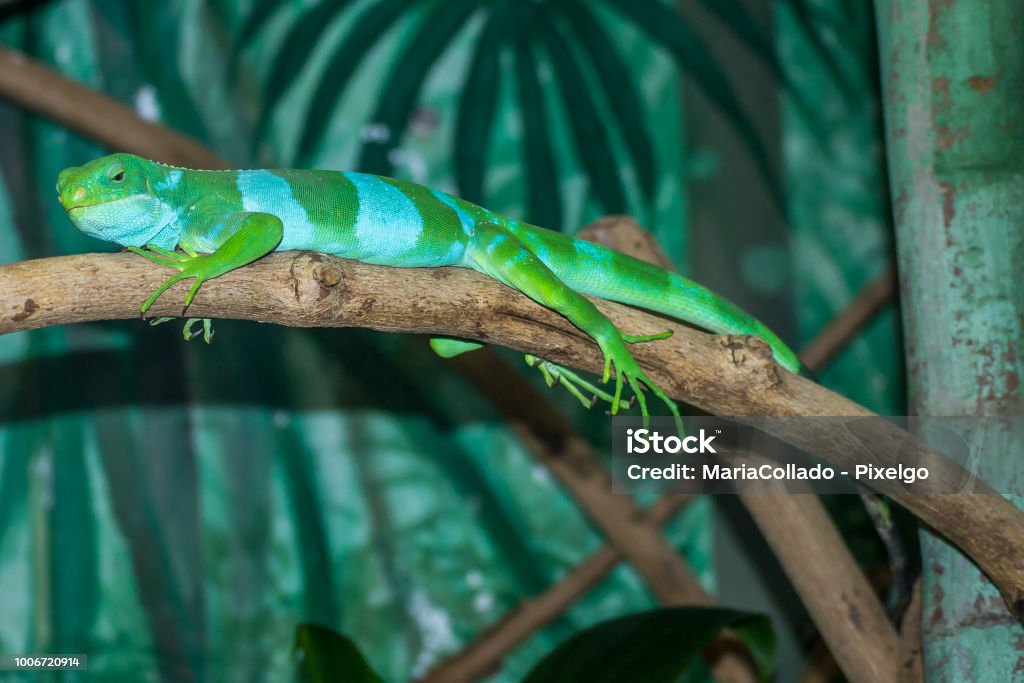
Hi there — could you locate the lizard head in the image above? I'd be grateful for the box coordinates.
[57,153,181,247]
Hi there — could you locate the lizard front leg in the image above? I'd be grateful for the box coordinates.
[129,212,283,331]
[464,222,681,427]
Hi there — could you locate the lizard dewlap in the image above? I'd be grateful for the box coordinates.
[58,153,803,423]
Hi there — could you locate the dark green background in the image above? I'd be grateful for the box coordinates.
[0,0,900,680]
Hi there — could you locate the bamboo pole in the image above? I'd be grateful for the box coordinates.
[876,0,1024,678]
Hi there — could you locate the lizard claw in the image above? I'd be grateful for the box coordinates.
[524,356,634,413]
[596,332,682,431]
[183,318,214,343]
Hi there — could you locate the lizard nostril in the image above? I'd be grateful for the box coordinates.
[73,188,86,202]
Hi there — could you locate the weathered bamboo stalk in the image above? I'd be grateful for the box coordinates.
[876,0,1024,677]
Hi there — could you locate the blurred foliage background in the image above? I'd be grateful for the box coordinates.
[0,0,902,680]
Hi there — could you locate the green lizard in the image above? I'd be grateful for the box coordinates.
[56,153,804,422]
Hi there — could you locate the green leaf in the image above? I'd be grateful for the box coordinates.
[554,0,656,201]
[114,0,211,141]
[777,0,858,105]
[696,0,784,83]
[523,607,776,683]
[227,0,284,82]
[601,0,782,208]
[294,0,420,166]
[234,0,287,51]
[293,623,384,683]
[453,0,509,204]
[532,3,627,215]
[356,0,478,175]
[512,30,563,228]
[253,0,355,146]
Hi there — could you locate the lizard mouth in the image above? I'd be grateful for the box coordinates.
[64,194,145,213]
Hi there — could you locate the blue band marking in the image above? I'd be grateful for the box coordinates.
[344,173,423,262]
[237,170,318,249]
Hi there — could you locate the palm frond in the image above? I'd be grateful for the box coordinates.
[696,0,784,82]
[356,0,478,175]
[233,0,286,53]
[453,1,509,205]
[294,0,421,166]
[253,0,355,145]
[555,0,655,202]
[602,0,780,205]
[512,19,563,227]
[532,3,626,214]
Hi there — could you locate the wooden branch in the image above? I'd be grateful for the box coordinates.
[740,490,897,683]
[896,579,923,683]
[449,356,712,593]
[0,46,756,679]
[445,219,757,683]
[3,252,1023,624]
[800,266,898,373]
[576,219,899,683]
[418,494,696,683]
[0,45,223,169]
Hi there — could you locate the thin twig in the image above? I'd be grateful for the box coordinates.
[0,45,223,169]
[896,579,923,683]
[799,266,898,373]
[418,494,696,683]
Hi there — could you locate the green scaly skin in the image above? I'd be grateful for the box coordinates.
[57,153,805,424]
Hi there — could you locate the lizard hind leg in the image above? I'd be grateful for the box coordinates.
[148,316,215,343]
[525,355,634,412]
[428,336,634,412]
[465,221,681,427]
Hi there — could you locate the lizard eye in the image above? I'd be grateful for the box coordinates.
[112,170,126,182]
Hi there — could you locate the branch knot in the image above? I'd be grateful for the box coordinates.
[720,334,782,390]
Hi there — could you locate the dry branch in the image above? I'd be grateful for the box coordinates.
[2,251,1023,623]
[446,219,757,683]
[581,219,899,683]
[800,267,898,373]
[741,491,897,683]
[0,45,223,169]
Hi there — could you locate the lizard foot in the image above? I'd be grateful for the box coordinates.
[598,330,683,431]
[525,354,634,412]
[127,244,211,316]
[148,316,215,343]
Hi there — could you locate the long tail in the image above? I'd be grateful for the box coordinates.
[520,227,806,376]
